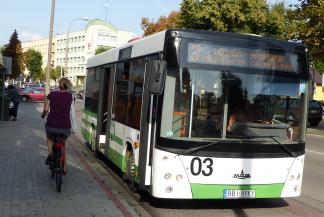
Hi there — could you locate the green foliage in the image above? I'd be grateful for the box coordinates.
[288,0,324,64]
[314,60,324,74]
[43,66,62,83]
[25,49,43,81]
[141,11,181,36]
[2,30,25,78]
[180,0,269,34]
[95,46,114,55]
[266,3,289,39]
[51,66,62,82]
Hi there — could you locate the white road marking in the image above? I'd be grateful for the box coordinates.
[306,149,324,156]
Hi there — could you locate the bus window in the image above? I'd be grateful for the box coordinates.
[85,68,100,114]
[113,59,145,129]
[127,58,145,129]
[113,62,130,124]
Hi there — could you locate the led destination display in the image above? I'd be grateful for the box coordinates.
[188,42,298,73]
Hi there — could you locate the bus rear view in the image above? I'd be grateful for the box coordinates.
[152,30,309,199]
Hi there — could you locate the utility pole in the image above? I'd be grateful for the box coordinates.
[46,0,56,96]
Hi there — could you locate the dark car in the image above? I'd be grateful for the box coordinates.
[308,100,323,127]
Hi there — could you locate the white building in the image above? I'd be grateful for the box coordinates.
[22,19,137,86]
[21,38,55,70]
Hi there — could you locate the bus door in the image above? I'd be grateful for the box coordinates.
[138,55,159,190]
[96,66,115,154]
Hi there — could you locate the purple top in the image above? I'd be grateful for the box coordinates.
[47,91,73,129]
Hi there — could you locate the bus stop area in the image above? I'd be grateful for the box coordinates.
[0,102,151,217]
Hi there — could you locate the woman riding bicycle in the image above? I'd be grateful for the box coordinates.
[41,78,73,175]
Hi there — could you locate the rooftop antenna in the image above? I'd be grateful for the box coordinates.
[104,3,109,22]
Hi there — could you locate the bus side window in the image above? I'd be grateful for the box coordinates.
[127,58,145,129]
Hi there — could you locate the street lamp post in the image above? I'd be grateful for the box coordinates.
[46,0,56,96]
[64,17,89,78]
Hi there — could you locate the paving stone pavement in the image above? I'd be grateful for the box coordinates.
[0,102,145,217]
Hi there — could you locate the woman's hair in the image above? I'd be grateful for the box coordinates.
[58,78,72,90]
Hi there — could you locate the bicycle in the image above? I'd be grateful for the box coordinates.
[48,133,66,193]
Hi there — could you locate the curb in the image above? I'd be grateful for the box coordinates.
[69,134,152,217]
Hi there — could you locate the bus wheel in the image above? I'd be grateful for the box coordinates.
[123,149,136,192]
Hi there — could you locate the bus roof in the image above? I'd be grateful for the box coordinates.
[87,30,167,68]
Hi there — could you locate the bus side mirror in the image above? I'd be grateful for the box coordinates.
[147,60,167,95]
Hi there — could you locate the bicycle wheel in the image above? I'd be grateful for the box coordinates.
[55,156,63,192]
[50,165,55,179]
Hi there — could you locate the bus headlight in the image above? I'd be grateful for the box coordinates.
[164,173,172,180]
[163,156,168,161]
[176,174,183,181]
[166,186,173,193]
[297,174,301,181]
[293,185,299,192]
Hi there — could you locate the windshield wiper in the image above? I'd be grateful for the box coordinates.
[246,135,296,157]
[180,140,223,155]
[180,139,247,155]
[180,136,296,157]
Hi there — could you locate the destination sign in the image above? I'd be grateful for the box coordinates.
[188,42,297,73]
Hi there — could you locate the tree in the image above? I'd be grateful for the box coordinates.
[43,66,61,84]
[141,11,181,36]
[2,30,25,78]
[179,0,290,38]
[287,0,324,73]
[95,46,114,55]
[24,49,43,81]
[50,66,62,84]
[180,0,268,34]
[266,2,289,39]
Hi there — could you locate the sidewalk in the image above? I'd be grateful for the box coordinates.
[0,102,150,217]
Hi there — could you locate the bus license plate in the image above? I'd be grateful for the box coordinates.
[224,189,256,199]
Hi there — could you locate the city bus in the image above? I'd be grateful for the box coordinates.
[82,29,309,199]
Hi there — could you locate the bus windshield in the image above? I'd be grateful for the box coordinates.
[160,37,308,145]
[160,68,305,143]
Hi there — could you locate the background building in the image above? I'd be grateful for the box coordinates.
[22,19,137,86]
[21,38,55,72]
[310,69,324,102]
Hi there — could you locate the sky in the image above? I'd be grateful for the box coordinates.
[0,0,298,45]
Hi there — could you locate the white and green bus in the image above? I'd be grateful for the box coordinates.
[82,29,309,199]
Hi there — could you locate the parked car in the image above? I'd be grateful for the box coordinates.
[20,88,45,102]
[308,100,323,127]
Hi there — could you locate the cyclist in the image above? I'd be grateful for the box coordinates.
[41,78,73,175]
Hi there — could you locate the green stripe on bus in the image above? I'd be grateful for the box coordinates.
[83,109,97,118]
[82,127,91,142]
[110,134,123,146]
[82,118,96,128]
[107,147,125,170]
[191,183,284,199]
[106,147,139,183]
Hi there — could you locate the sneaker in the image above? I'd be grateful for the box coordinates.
[45,155,52,165]
[11,118,17,121]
